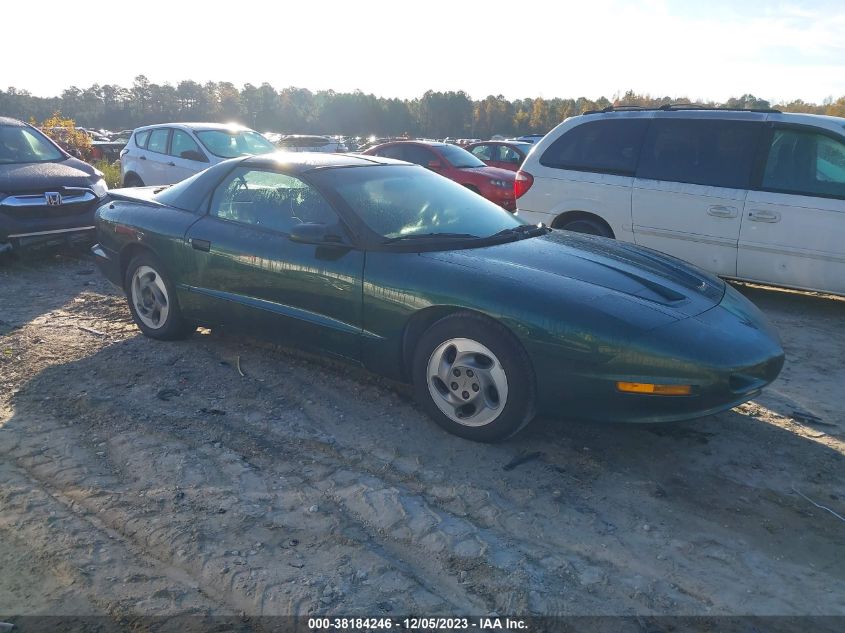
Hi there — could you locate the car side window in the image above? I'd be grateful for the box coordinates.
[540,119,649,175]
[170,130,205,161]
[134,130,151,149]
[762,128,845,199]
[637,119,761,189]
[209,168,340,234]
[375,145,404,160]
[498,146,522,164]
[471,145,493,161]
[147,128,170,154]
[402,145,437,167]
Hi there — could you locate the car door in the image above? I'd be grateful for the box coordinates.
[167,129,210,183]
[739,124,845,294]
[632,116,763,276]
[182,166,364,360]
[143,128,173,185]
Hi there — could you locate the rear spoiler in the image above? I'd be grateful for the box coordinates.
[103,186,167,206]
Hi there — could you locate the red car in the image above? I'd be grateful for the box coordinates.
[363,141,516,211]
[464,140,533,172]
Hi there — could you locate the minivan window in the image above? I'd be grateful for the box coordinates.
[134,129,151,149]
[762,128,845,199]
[147,128,170,154]
[540,119,649,175]
[637,119,761,189]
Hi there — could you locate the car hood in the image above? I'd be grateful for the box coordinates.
[423,230,726,318]
[0,158,98,194]
[461,165,515,180]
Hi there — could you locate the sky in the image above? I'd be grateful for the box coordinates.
[4,0,845,103]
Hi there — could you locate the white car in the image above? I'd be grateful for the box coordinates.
[516,106,845,296]
[120,122,276,187]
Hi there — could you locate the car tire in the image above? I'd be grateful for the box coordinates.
[412,312,536,442]
[123,173,144,187]
[124,253,193,340]
[558,217,613,238]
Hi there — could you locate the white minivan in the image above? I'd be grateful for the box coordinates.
[516,107,845,296]
[120,122,276,187]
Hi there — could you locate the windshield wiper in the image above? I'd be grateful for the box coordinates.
[487,224,549,239]
[382,232,479,244]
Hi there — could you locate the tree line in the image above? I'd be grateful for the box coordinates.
[2,76,845,138]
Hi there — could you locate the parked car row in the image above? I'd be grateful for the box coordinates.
[5,105,816,442]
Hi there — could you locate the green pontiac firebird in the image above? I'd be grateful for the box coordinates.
[92,153,784,441]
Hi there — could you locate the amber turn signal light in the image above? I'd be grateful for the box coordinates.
[616,382,692,396]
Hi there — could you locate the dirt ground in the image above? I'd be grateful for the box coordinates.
[1,251,843,622]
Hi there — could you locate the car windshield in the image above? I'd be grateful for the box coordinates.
[0,125,65,164]
[437,144,486,168]
[195,129,276,158]
[315,165,524,241]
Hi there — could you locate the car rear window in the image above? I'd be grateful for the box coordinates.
[540,119,648,175]
[134,129,151,149]
[637,118,762,189]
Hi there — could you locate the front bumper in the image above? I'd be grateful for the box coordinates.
[536,285,785,423]
[0,192,100,251]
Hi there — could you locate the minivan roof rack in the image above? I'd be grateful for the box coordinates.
[658,103,782,113]
[583,104,782,115]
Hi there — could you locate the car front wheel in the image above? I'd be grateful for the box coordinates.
[412,312,536,442]
[124,253,193,340]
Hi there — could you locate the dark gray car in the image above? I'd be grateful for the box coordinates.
[0,117,108,254]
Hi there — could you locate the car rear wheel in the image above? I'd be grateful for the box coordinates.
[124,253,193,340]
[557,217,613,237]
[412,312,536,442]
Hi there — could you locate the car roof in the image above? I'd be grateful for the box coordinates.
[239,151,408,173]
[380,140,448,148]
[133,122,254,132]
[578,108,845,133]
[470,140,531,147]
[0,116,26,127]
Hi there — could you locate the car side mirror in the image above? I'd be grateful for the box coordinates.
[427,160,442,170]
[181,150,207,162]
[289,222,345,246]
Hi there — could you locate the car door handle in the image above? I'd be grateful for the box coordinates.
[167,161,176,167]
[191,238,211,252]
[707,205,738,218]
[748,209,781,223]
[139,155,146,160]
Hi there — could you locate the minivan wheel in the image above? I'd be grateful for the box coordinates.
[558,217,613,238]
[124,253,193,340]
[123,173,144,187]
[412,312,536,442]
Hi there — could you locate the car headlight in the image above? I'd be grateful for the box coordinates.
[91,178,108,197]
[489,178,510,189]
